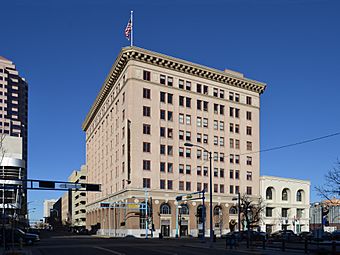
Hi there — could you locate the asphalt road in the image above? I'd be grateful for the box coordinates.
[27,232,247,255]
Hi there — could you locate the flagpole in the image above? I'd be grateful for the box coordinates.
[130,11,133,47]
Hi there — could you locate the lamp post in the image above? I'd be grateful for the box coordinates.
[232,192,241,232]
[184,142,213,246]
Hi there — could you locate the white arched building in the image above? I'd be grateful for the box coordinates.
[260,176,310,234]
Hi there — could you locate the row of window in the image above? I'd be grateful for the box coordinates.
[265,207,304,218]
[143,177,252,194]
[266,187,305,202]
[143,71,253,106]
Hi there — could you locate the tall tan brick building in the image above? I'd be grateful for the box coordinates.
[82,47,266,237]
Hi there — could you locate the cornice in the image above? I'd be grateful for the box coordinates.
[82,46,267,131]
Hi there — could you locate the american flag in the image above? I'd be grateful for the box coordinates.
[125,18,132,40]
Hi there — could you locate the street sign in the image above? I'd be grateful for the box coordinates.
[128,204,139,209]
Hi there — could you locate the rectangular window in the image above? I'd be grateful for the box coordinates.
[197,149,202,159]
[246,96,252,105]
[220,184,225,193]
[197,166,202,176]
[203,101,208,112]
[220,105,224,115]
[235,108,240,118]
[168,111,173,121]
[203,151,208,161]
[203,118,208,128]
[143,178,150,188]
[282,208,289,218]
[179,130,184,140]
[179,79,184,89]
[168,93,173,104]
[220,89,224,99]
[160,92,166,103]
[197,100,202,110]
[235,139,240,149]
[197,117,202,127]
[186,148,191,158]
[168,180,173,190]
[203,85,208,95]
[203,167,208,176]
[196,84,202,93]
[197,133,202,143]
[246,111,252,121]
[143,106,151,117]
[246,126,252,136]
[179,181,184,191]
[186,81,191,90]
[179,114,184,124]
[235,186,239,194]
[143,124,151,134]
[266,207,273,217]
[235,170,240,180]
[168,128,173,139]
[235,155,240,164]
[229,92,234,101]
[186,97,191,108]
[186,115,191,125]
[220,137,225,147]
[247,141,252,151]
[220,121,224,131]
[246,171,252,181]
[203,134,208,144]
[247,156,252,166]
[230,154,234,163]
[214,152,218,161]
[230,123,234,133]
[214,120,218,130]
[230,185,234,194]
[143,88,151,99]
[246,186,252,195]
[185,131,191,141]
[143,142,151,152]
[179,148,184,157]
[160,179,166,189]
[143,160,151,171]
[186,181,191,191]
[143,70,150,81]
[235,93,240,102]
[220,169,224,178]
[179,96,184,106]
[229,107,234,117]
[168,163,173,173]
[197,182,202,191]
[220,153,224,162]
[214,104,218,114]
[160,109,166,120]
[160,162,165,172]
[179,164,184,174]
[167,76,173,86]
[213,88,218,97]
[214,168,218,177]
[229,170,234,179]
[230,138,234,149]
[203,183,208,191]
[235,124,239,134]
[167,145,173,156]
[214,136,218,145]
[160,74,166,85]
[186,165,191,174]
[214,184,218,193]
[160,127,166,137]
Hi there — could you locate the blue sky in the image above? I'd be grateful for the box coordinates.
[1,0,339,221]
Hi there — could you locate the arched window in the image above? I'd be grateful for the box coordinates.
[229,206,237,215]
[266,187,273,200]
[296,190,303,202]
[160,203,171,214]
[214,206,222,216]
[180,204,189,215]
[282,188,289,201]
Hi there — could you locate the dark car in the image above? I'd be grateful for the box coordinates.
[270,230,298,241]
[240,230,266,241]
[223,231,241,240]
[298,231,313,240]
[332,230,340,241]
[15,228,40,245]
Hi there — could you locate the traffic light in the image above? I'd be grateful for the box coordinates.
[176,196,182,201]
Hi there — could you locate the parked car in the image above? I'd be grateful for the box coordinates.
[15,228,40,245]
[298,231,313,241]
[270,230,299,241]
[222,231,241,240]
[240,230,266,241]
[332,230,340,241]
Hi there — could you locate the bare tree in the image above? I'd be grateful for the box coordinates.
[239,194,265,230]
[316,160,340,203]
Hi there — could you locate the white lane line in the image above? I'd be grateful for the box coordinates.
[94,246,126,255]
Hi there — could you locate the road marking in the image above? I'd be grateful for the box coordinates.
[94,246,125,255]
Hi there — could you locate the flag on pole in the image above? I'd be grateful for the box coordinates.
[125,18,132,41]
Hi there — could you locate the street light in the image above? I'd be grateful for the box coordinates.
[232,192,241,232]
[184,142,213,246]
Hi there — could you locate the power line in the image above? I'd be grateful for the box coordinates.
[243,131,340,156]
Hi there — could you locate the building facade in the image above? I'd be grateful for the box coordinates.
[83,47,266,237]
[68,165,87,229]
[310,199,340,232]
[43,199,57,223]
[0,56,28,225]
[260,176,310,234]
